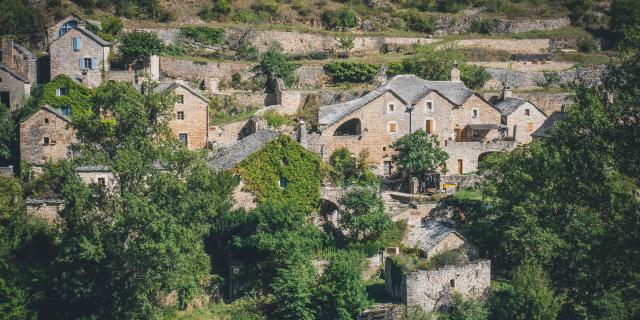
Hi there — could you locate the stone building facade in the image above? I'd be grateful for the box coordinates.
[385,259,491,312]
[47,14,83,45]
[155,81,209,149]
[20,106,76,173]
[312,72,505,175]
[49,25,110,88]
[25,198,64,223]
[492,88,548,144]
[1,37,36,110]
[75,165,116,190]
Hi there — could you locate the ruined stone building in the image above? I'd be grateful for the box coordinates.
[491,87,547,143]
[311,69,533,176]
[385,218,490,312]
[0,37,37,110]
[49,21,110,88]
[154,81,210,149]
[20,105,77,174]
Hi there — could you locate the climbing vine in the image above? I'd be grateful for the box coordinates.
[34,75,93,121]
[236,135,321,213]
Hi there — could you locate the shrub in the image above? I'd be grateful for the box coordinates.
[119,31,164,63]
[321,7,358,30]
[179,26,225,46]
[261,110,295,127]
[470,19,494,34]
[231,8,261,23]
[578,37,598,53]
[460,64,491,90]
[234,39,259,61]
[404,11,435,33]
[426,249,469,269]
[252,0,279,17]
[199,0,231,21]
[162,44,186,56]
[255,49,301,87]
[324,62,380,84]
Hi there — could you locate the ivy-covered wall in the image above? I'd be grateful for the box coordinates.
[236,135,321,213]
[35,75,93,121]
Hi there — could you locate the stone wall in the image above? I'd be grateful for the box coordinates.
[483,64,605,89]
[0,166,13,177]
[160,57,254,82]
[453,39,550,54]
[0,67,31,111]
[25,198,64,223]
[168,84,209,149]
[443,140,516,174]
[385,258,491,312]
[514,92,573,115]
[435,16,570,35]
[471,61,575,72]
[49,28,109,88]
[76,167,116,190]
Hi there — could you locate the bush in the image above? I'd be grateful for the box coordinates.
[162,44,186,56]
[256,49,301,87]
[252,0,279,17]
[180,26,225,46]
[324,62,380,84]
[262,110,295,127]
[235,40,259,61]
[470,19,494,34]
[119,31,164,63]
[404,11,435,33]
[460,64,491,90]
[199,0,231,21]
[578,38,598,53]
[321,7,358,30]
[426,249,469,269]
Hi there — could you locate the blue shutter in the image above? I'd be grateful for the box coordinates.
[79,58,84,70]
[72,37,81,51]
[91,58,96,70]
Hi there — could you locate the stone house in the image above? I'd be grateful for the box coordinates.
[20,105,77,174]
[208,130,321,211]
[75,165,116,190]
[491,87,547,144]
[406,218,478,260]
[532,111,568,140]
[49,22,110,88]
[312,70,506,176]
[154,81,209,149]
[25,198,64,223]
[0,37,36,110]
[47,14,83,46]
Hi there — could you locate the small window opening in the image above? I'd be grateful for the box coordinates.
[176,111,184,120]
[97,177,106,187]
[450,279,455,288]
[388,122,397,133]
[279,175,288,188]
[525,108,530,116]
[382,146,387,151]
[387,103,395,113]
[472,108,479,118]
[43,137,50,145]
[426,101,434,111]
[527,122,534,132]
[44,118,49,124]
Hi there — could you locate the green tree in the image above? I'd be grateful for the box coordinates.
[315,252,369,320]
[25,75,94,122]
[255,47,301,87]
[610,0,640,46]
[321,7,358,30]
[329,148,379,187]
[448,293,488,320]
[324,62,380,84]
[490,263,564,320]
[392,130,448,178]
[336,35,355,57]
[270,259,317,320]
[0,106,15,162]
[119,31,164,64]
[338,187,392,241]
[101,16,123,36]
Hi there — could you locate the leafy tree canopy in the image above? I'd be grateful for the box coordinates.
[119,31,164,63]
[392,129,448,178]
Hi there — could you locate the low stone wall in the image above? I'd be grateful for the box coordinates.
[453,39,550,54]
[436,16,570,36]
[160,57,254,82]
[25,198,64,223]
[471,61,575,72]
[0,166,13,177]
[483,64,605,89]
[444,140,516,174]
[385,258,491,312]
[514,92,573,115]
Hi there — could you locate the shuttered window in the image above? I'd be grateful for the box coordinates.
[72,37,81,51]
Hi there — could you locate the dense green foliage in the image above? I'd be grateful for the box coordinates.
[338,187,393,242]
[30,75,93,120]
[0,107,15,162]
[448,293,488,320]
[610,0,640,46]
[329,148,380,187]
[236,135,321,214]
[180,26,225,46]
[404,10,436,33]
[315,252,369,320]
[324,62,380,84]
[392,129,448,177]
[199,0,232,21]
[119,31,164,63]
[321,7,358,30]
[255,47,301,87]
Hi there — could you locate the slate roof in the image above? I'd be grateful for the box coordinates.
[492,97,528,116]
[406,218,466,253]
[75,165,111,172]
[21,105,72,124]
[207,130,281,171]
[0,63,29,83]
[318,75,476,130]
[11,42,36,60]
[532,111,568,138]
[154,81,209,104]
[52,26,110,47]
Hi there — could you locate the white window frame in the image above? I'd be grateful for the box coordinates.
[471,108,479,118]
[426,100,434,112]
[387,121,398,134]
[386,102,396,113]
[82,58,92,70]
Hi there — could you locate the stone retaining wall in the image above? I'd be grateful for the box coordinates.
[483,64,605,89]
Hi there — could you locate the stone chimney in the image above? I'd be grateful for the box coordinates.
[501,86,513,100]
[2,37,13,66]
[297,120,308,148]
[450,62,461,82]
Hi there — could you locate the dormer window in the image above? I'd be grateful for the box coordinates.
[387,103,395,113]
[426,101,434,111]
[472,108,479,118]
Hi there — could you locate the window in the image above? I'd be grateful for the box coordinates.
[450,279,455,288]
[44,118,49,124]
[279,175,288,188]
[472,108,479,118]
[176,111,184,120]
[426,101,434,111]
[384,161,392,175]
[43,137,50,145]
[59,21,78,37]
[387,103,395,113]
[177,95,184,104]
[56,88,69,96]
[178,133,188,146]
[0,77,3,83]
[425,119,434,133]
[387,121,397,133]
[382,146,387,151]
[525,108,530,116]
[97,177,106,187]
[527,122,534,132]
[82,58,93,70]
[57,106,71,116]
[72,37,81,51]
